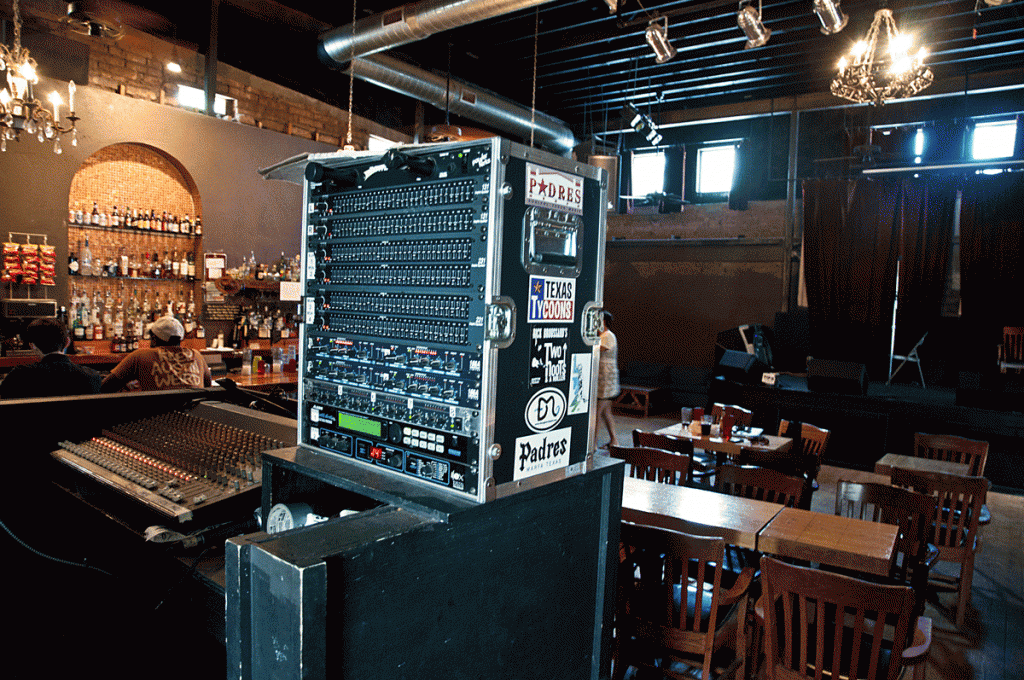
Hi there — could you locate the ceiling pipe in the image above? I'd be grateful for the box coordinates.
[349,53,576,155]
[319,0,558,63]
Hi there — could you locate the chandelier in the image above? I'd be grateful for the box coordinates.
[830,8,933,106]
[1,0,79,153]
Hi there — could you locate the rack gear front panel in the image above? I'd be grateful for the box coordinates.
[285,138,606,502]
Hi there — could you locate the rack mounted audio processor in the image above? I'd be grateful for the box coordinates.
[264,138,608,502]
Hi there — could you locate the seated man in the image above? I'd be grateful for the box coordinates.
[0,318,103,399]
[101,316,212,392]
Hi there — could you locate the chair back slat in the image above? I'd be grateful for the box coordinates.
[715,464,807,508]
[607,444,693,486]
[913,432,989,477]
[1004,327,1024,362]
[711,403,753,428]
[617,521,734,680]
[761,556,917,680]
[890,468,988,552]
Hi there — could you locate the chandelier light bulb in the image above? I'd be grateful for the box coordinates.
[830,8,933,105]
[1,0,80,153]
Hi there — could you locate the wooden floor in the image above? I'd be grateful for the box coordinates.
[609,411,1024,680]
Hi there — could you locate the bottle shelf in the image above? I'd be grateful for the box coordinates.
[68,222,199,239]
[69,275,198,283]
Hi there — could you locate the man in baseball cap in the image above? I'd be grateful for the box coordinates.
[101,315,212,393]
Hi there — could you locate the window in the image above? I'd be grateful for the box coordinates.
[367,135,397,152]
[696,145,736,194]
[971,119,1017,160]
[630,151,666,198]
[176,84,236,118]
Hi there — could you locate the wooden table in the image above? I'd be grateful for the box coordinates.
[655,422,793,459]
[873,453,970,478]
[620,476,784,550]
[756,506,898,577]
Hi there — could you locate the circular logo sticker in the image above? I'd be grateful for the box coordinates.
[525,387,567,432]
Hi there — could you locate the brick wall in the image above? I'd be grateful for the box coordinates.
[28,16,408,150]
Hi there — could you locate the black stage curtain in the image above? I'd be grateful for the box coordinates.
[803,177,955,375]
[959,172,1024,371]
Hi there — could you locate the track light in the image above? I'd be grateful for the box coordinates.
[737,1,771,49]
[645,17,677,64]
[813,0,848,35]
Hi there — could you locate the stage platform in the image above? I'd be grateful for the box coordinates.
[709,374,1024,490]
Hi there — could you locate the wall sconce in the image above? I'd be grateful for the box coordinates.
[737,1,771,49]
[645,17,677,64]
[813,0,848,35]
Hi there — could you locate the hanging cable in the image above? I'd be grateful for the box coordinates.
[345,0,357,149]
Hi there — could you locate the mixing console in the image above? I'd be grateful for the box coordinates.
[52,410,289,523]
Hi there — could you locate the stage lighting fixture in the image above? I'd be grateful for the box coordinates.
[645,17,677,64]
[813,0,848,35]
[737,1,771,49]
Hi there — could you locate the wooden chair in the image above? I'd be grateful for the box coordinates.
[890,468,989,628]
[912,432,989,478]
[632,429,708,486]
[759,555,931,680]
[736,420,829,509]
[690,403,754,481]
[834,480,939,617]
[997,326,1024,373]
[714,464,807,509]
[607,444,694,487]
[614,521,754,680]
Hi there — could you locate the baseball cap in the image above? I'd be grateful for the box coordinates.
[150,315,185,341]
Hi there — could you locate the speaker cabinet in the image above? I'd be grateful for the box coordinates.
[717,349,768,384]
[807,359,868,395]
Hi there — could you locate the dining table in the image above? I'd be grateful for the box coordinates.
[620,475,784,550]
[873,453,971,478]
[756,506,899,577]
[654,422,793,460]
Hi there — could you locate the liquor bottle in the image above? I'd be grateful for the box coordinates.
[68,205,76,223]
[170,213,180,234]
[119,246,129,278]
[152,209,161,232]
[69,240,80,276]
[74,204,84,225]
[182,214,192,237]
[186,252,196,281]
[171,249,181,279]
[80,237,94,276]
[110,206,120,228]
[142,252,153,278]
[98,206,108,228]
[91,201,100,225]
[162,251,172,279]
[129,252,140,278]
[194,215,202,236]
[179,250,188,280]
[152,252,162,279]
[123,205,131,229]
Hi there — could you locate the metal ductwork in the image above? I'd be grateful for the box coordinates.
[349,53,576,155]
[320,0,558,63]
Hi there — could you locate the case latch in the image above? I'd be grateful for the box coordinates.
[486,297,516,349]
